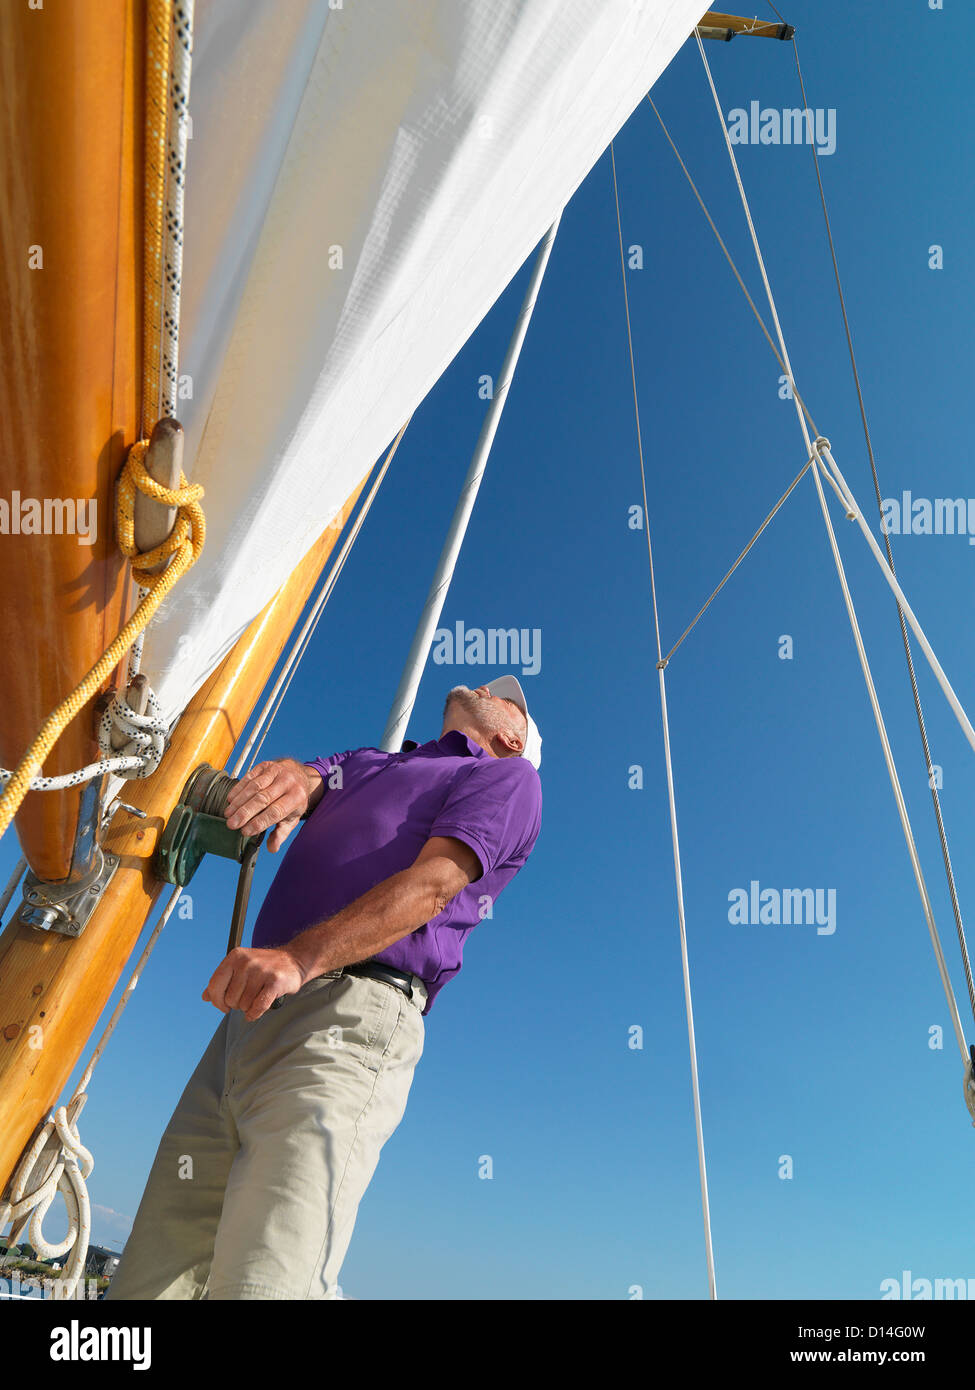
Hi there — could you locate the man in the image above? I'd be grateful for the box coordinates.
[107,676,542,1300]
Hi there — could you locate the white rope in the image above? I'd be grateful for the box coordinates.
[129,0,194,681]
[0,685,169,792]
[695,32,970,1063]
[160,0,193,424]
[611,142,717,1298]
[0,1095,93,1299]
[656,665,719,1292]
[810,453,969,1060]
[816,445,975,759]
[96,686,167,780]
[0,757,146,792]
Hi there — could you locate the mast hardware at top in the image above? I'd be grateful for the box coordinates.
[698,11,795,42]
[156,763,266,955]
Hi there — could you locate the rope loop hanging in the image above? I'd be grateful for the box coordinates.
[0,1095,94,1299]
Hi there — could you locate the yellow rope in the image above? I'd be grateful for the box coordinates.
[0,446,204,838]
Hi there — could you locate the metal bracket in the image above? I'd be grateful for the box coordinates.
[16,846,120,937]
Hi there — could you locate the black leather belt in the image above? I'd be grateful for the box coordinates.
[270,959,421,1011]
[343,959,420,999]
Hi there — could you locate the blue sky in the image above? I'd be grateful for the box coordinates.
[5,0,975,1299]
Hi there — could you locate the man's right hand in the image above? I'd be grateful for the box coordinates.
[223,758,324,852]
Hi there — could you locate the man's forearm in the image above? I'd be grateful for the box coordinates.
[283,865,443,981]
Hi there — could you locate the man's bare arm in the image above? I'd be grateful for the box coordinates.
[202,835,483,1021]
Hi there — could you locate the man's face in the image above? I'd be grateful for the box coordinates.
[444,685,527,757]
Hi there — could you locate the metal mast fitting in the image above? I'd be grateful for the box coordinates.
[698,11,795,42]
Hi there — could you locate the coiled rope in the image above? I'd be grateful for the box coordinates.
[0,1097,93,1295]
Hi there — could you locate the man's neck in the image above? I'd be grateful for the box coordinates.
[439,723,497,758]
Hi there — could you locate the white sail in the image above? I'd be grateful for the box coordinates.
[144,0,705,727]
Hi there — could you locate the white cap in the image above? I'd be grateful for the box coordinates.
[484,675,541,770]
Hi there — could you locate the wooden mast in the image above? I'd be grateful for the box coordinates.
[0,0,143,885]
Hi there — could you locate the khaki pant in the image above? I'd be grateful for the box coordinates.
[106,969,426,1300]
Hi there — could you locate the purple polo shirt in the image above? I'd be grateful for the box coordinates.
[249,730,542,1014]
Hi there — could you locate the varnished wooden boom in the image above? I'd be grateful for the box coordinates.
[700,10,794,40]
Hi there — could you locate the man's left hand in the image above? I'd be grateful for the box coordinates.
[203,946,308,1021]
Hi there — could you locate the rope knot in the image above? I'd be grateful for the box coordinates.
[96,683,167,780]
[810,436,831,462]
[116,439,205,587]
